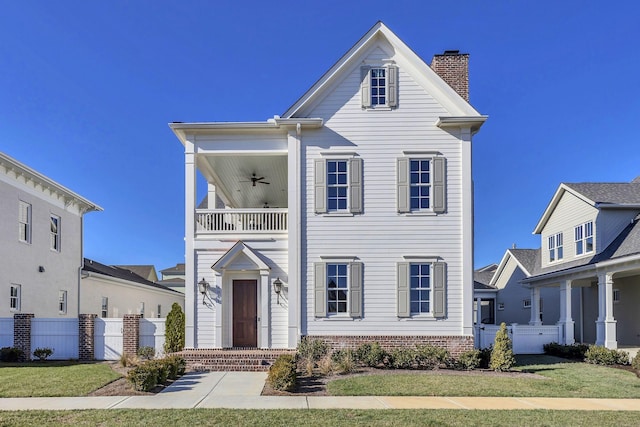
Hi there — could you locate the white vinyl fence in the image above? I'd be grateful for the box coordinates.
[31,318,79,360]
[477,324,561,354]
[94,318,124,361]
[0,318,14,348]
[140,318,166,358]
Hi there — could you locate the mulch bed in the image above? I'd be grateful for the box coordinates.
[88,362,168,396]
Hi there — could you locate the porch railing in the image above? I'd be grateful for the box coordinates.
[196,209,288,233]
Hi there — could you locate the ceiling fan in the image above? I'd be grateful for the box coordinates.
[241,173,270,187]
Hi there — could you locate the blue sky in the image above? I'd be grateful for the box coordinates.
[1,1,639,273]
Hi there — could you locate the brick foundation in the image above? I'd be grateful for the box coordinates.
[13,313,34,361]
[78,314,97,361]
[303,335,474,357]
[123,314,141,356]
[179,349,295,372]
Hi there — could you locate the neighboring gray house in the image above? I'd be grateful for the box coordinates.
[159,263,185,294]
[171,22,487,353]
[487,178,640,349]
[0,152,102,318]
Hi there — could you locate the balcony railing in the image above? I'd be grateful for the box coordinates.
[196,209,288,234]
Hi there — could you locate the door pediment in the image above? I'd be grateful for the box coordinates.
[212,241,270,273]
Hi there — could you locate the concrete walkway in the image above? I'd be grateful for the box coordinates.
[1,372,639,411]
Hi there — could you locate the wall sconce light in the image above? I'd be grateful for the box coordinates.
[273,277,283,303]
[198,278,209,305]
[38,266,45,273]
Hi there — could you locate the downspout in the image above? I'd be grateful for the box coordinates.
[296,123,302,342]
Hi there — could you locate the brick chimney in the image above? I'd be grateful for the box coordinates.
[430,50,469,102]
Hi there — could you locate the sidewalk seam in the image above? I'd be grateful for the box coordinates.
[444,397,469,409]
[194,372,227,408]
[106,396,131,409]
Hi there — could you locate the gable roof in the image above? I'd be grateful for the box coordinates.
[533,180,640,234]
[160,263,185,275]
[489,248,539,287]
[83,258,180,294]
[474,264,498,290]
[114,265,158,282]
[282,21,485,122]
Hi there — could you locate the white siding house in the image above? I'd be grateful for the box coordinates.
[171,23,487,353]
[0,152,102,318]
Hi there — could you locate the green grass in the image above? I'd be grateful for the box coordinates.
[327,355,640,398]
[0,361,121,397]
[0,409,638,427]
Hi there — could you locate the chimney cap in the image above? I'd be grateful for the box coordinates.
[434,50,468,57]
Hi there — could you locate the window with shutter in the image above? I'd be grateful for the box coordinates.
[18,201,31,243]
[397,157,446,214]
[397,261,447,318]
[315,261,363,318]
[315,158,363,214]
[361,65,398,109]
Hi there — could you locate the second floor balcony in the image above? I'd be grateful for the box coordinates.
[196,208,288,236]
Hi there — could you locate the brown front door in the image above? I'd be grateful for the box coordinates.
[232,280,258,347]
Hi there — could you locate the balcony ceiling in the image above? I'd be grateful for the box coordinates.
[199,154,288,208]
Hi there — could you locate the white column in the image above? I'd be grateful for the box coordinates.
[207,183,217,209]
[529,287,542,326]
[184,138,197,348]
[461,127,474,336]
[557,280,575,344]
[214,271,223,348]
[260,272,270,349]
[475,296,483,324]
[596,272,617,348]
[287,127,301,348]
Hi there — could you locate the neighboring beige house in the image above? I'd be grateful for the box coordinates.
[81,258,184,318]
[171,22,486,352]
[0,152,102,318]
[159,263,185,294]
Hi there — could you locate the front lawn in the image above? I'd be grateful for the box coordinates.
[0,409,639,427]
[327,355,640,398]
[0,361,121,397]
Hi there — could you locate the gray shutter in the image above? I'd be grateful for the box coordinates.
[314,159,327,214]
[349,158,363,214]
[314,262,327,317]
[349,262,362,318]
[433,262,446,317]
[397,262,410,317]
[432,157,446,213]
[387,65,398,108]
[397,158,410,213]
[361,67,371,108]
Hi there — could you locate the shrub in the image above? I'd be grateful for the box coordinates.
[151,360,169,384]
[137,346,156,360]
[267,354,297,391]
[585,345,630,366]
[389,348,416,369]
[165,354,187,378]
[33,347,54,361]
[119,352,138,368]
[164,303,185,354]
[355,342,387,368]
[0,347,24,362]
[127,363,159,392]
[632,352,640,371]
[478,346,492,369]
[490,322,516,371]
[332,349,357,374]
[456,349,481,370]
[318,354,334,376]
[415,344,450,369]
[543,342,589,360]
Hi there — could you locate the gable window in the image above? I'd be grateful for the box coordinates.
[157,304,162,318]
[575,221,594,255]
[314,260,362,318]
[397,157,446,213]
[101,297,108,318]
[397,261,446,318]
[361,65,397,108]
[548,232,563,262]
[10,285,21,311]
[314,158,362,214]
[50,214,61,251]
[58,290,67,314]
[18,201,31,243]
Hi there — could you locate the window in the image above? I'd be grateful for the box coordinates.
[10,285,20,311]
[361,65,397,108]
[548,232,563,262]
[50,214,61,251]
[397,157,446,213]
[101,297,108,318]
[58,290,67,314]
[314,158,362,214]
[327,263,348,314]
[410,263,431,314]
[613,289,620,304]
[575,222,594,255]
[157,304,162,318]
[397,261,446,318]
[314,261,362,318]
[497,302,505,311]
[523,299,531,308]
[18,201,31,243]
[327,160,348,212]
[139,302,145,318]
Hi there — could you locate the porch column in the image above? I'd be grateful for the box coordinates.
[474,296,483,348]
[557,280,575,344]
[529,287,542,326]
[596,272,617,348]
[214,271,223,348]
[287,128,301,348]
[260,272,270,349]
[184,138,197,348]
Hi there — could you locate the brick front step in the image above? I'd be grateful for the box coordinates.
[178,349,295,372]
